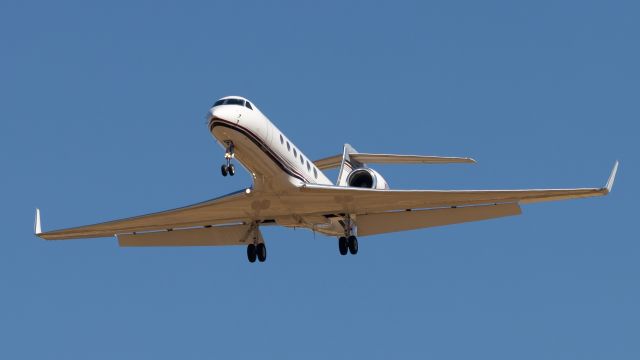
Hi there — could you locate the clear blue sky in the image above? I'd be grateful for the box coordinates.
[1,0,638,358]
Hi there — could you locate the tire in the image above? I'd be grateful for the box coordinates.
[247,244,257,263]
[221,165,228,177]
[228,164,235,176]
[348,236,358,255]
[338,237,348,255]
[256,243,267,262]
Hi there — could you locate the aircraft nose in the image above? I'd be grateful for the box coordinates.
[206,107,216,120]
[207,107,224,122]
[209,106,237,123]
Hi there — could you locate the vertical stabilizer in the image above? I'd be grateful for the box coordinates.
[336,144,363,186]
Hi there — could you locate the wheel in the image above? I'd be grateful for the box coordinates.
[221,164,228,177]
[348,235,358,255]
[338,237,348,255]
[247,244,256,263]
[228,164,235,176]
[256,243,267,262]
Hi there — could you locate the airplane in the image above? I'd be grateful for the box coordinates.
[34,95,619,263]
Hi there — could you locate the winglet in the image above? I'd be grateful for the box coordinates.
[34,208,42,235]
[604,161,619,194]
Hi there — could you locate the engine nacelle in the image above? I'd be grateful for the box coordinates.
[346,168,389,190]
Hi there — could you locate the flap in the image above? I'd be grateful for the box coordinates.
[357,203,521,236]
[117,224,262,247]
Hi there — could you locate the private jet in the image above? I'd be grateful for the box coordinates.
[35,96,619,263]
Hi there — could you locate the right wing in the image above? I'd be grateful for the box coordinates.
[301,161,616,236]
[297,161,619,214]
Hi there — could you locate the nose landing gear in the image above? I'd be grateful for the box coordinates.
[221,141,236,177]
[221,164,235,177]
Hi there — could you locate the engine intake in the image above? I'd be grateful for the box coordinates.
[346,168,389,190]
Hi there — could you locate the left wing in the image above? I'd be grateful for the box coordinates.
[36,189,273,240]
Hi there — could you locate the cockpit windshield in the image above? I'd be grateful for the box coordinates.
[213,98,253,110]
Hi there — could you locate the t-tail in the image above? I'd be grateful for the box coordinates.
[314,144,476,188]
[336,144,363,186]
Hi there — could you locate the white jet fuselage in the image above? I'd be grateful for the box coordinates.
[34,94,617,264]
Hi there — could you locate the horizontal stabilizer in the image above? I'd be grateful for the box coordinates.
[313,154,343,170]
[314,153,475,170]
[351,153,476,165]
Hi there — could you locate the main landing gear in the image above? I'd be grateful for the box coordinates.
[245,221,266,263]
[221,141,236,177]
[246,243,267,263]
[338,215,358,256]
[338,236,358,255]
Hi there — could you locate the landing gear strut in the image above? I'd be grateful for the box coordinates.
[221,141,236,177]
[245,222,266,263]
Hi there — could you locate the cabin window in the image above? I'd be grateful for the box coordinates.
[300,154,304,165]
[280,134,284,144]
[313,167,318,178]
[306,160,311,171]
[293,148,297,157]
[287,141,290,151]
[245,101,253,110]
